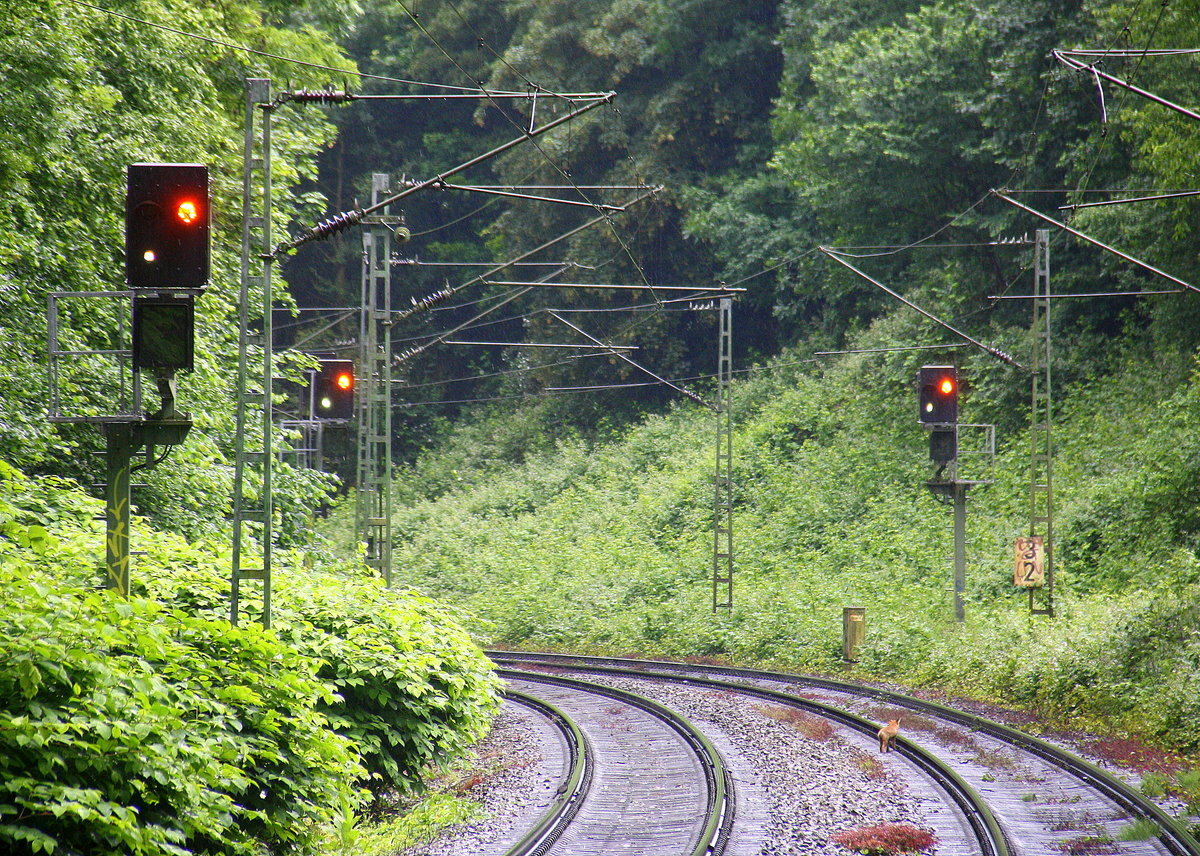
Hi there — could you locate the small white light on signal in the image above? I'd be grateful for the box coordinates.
[143,249,157,263]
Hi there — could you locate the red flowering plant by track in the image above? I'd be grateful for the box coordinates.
[832,823,938,855]
[1081,736,1186,776]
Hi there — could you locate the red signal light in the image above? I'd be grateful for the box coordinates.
[125,164,210,289]
[176,200,199,224]
[312,359,354,420]
[939,377,955,395]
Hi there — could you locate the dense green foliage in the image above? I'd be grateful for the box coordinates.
[388,318,1200,753]
[0,0,356,536]
[1,573,360,856]
[132,556,502,802]
[6,0,1200,849]
[0,461,499,854]
[137,563,500,800]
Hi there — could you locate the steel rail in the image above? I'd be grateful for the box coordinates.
[797,675,1200,856]
[499,669,734,856]
[497,657,1006,856]
[491,651,1200,856]
[501,690,592,856]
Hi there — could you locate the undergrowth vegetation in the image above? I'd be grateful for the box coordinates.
[0,462,499,855]
[383,324,1200,758]
[831,822,937,855]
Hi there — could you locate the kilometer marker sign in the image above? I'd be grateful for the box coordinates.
[1014,536,1045,588]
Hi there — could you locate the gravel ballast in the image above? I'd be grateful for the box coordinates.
[411,674,946,856]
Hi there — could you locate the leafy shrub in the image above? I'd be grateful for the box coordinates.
[831,823,937,854]
[0,451,503,804]
[270,574,503,799]
[0,572,362,856]
[128,538,502,800]
[1,462,501,851]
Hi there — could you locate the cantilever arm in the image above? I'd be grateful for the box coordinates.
[818,247,1027,370]
[273,93,616,256]
[991,189,1200,294]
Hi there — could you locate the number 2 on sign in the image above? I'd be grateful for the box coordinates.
[1014,536,1045,588]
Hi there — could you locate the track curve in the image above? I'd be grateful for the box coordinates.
[492,651,1200,856]
[501,670,735,856]
[501,689,592,856]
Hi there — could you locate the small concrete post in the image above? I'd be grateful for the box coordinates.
[842,606,866,662]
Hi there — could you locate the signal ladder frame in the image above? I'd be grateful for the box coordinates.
[713,297,734,611]
[355,173,398,586]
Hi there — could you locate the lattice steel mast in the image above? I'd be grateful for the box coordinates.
[1029,229,1054,616]
[356,174,402,584]
[230,78,274,628]
[713,297,734,610]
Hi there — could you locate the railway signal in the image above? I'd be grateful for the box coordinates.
[125,163,210,290]
[312,359,354,420]
[918,365,959,463]
[132,296,194,373]
[917,365,958,425]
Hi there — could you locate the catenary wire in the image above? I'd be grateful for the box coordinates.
[394,357,821,407]
[392,0,665,307]
[396,289,729,346]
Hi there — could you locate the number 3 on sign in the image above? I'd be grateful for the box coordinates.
[1014,536,1045,588]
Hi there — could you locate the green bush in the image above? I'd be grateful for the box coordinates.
[0,462,502,852]
[271,575,503,799]
[134,556,502,801]
[0,572,362,856]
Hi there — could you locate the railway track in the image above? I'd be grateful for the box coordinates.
[501,690,591,856]
[489,651,1200,856]
[500,671,733,856]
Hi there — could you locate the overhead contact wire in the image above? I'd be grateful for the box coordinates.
[395,0,667,308]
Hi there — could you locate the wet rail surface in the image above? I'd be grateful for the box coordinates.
[492,651,1200,856]
[500,689,592,856]
[500,671,734,856]
[501,660,1004,856]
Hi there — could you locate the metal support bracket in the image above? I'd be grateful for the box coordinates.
[356,174,395,585]
[712,297,734,610]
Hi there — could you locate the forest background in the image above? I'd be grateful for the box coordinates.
[4,0,1200,852]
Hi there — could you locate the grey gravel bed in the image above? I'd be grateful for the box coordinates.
[590,674,939,856]
[411,673,947,856]
[400,703,563,856]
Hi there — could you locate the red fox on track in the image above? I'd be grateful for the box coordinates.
[877,718,901,753]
